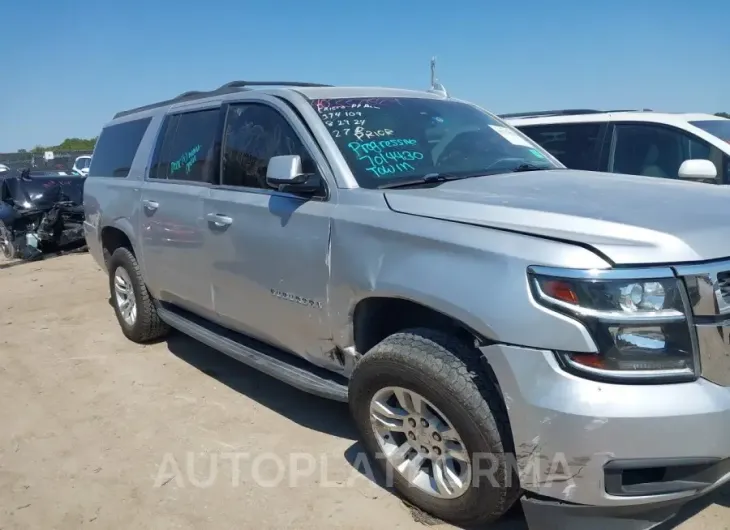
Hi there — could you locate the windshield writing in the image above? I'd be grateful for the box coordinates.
[310,97,557,188]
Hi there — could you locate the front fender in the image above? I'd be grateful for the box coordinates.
[328,213,605,353]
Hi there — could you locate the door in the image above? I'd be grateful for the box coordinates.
[608,122,725,182]
[140,107,222,318]
[204,101,334,363]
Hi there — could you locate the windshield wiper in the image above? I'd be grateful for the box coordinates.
[510,163,554,173]
[377,173,467,189]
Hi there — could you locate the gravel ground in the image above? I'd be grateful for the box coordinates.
[0,254,728,529]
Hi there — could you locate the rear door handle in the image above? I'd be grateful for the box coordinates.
[142,199,159,212]
[206,213,233,228]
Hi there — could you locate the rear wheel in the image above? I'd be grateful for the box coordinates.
[108,247,169,343]
[349,328,520,527]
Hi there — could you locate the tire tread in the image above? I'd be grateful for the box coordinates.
[349,327,521,525]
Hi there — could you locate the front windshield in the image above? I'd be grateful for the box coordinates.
[309,97,561,188]
[690,120,730,143]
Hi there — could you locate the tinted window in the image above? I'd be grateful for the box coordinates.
[309,98,558,189]
[611,124,723,182]
[149,109,220,182]
[149,115,177,179]
[221,104,313,189]
[690,120,730,142]
[517,123,602,171]
[89,118,151,177]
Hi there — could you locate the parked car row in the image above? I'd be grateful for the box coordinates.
[502,109,730,184]
[83,81,730,530]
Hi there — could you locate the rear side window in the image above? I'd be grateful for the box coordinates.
[517,123,603,171]
[149,108,220,183]
[89,117,152,177]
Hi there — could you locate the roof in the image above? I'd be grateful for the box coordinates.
[113,80,447,119]
[502,110,725,127]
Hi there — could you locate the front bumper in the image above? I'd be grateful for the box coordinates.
[521,493,688,530]
[481,344,730,527]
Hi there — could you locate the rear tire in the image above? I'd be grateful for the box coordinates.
[108,247,169,343]
[349,327,520,527]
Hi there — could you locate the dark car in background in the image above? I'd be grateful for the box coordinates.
[0,170,86,259]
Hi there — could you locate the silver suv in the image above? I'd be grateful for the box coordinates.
[84,80,730,530]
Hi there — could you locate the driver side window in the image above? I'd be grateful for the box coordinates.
[220,104,314,190]
[611,123,723,182]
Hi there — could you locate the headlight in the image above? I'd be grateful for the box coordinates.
[528,266,698,383]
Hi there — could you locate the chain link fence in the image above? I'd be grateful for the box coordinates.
[0,150,94,172]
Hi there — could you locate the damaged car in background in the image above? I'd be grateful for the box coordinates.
[0,169,86,260]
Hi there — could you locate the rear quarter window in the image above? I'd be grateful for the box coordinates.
[89,117,152,178]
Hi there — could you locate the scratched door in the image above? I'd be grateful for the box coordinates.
[205,102,334,364]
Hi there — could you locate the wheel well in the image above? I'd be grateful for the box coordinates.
[352,297,481,355]
[101,227,133,266]
[351,298,511,448]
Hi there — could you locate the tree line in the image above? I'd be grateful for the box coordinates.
[12,113,730,153]
[17,137,97,154]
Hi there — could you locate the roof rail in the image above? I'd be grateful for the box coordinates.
[605,108,653,113]
[113,80,333,119]
[498,109,602,119]
[499,108,655,120]
[176,90,206,98]
[217,80,333,89]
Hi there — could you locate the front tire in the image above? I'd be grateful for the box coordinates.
[349,328,520,527]
[108,247,169,343]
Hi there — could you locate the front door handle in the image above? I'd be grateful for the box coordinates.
[142,199,159,212]
[206,213,233,228]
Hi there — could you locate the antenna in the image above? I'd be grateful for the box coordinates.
[429,56,448,97]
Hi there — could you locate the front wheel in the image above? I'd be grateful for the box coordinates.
[348,328,520,527]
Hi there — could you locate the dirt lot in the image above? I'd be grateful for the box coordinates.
[0,254,729,530]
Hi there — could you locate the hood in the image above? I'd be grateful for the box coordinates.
[384,169,730,265]
[1,175,85,209]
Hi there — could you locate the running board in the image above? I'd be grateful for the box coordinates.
[157,306,349,402]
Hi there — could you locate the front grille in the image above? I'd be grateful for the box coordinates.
[717,271,730,304]
[675,259,730,387]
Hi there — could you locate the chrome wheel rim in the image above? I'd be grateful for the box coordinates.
[113,267,137,326]
[370,386,472,499]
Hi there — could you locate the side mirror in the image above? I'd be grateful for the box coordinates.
[266,155,321,194]
[678,159,717,181]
